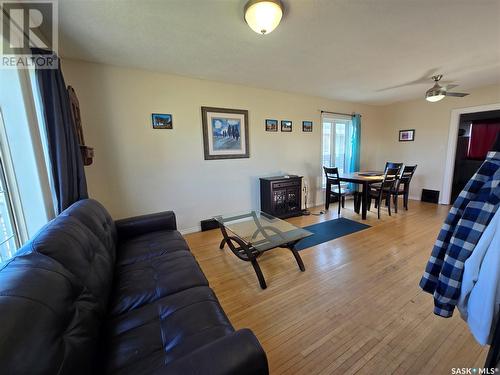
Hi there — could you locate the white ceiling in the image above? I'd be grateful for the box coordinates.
[57,0,500,105]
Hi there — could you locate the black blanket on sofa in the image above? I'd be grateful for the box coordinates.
[0,199,268,375]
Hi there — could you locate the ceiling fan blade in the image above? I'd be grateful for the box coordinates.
[376,68,441,92]
[445,92,469,97]
[376,81,425,92]
[444,84,458,90]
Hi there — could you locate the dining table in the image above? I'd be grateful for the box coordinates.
[337,171,384,220]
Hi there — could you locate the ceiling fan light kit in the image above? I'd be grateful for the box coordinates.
[244,0,283,35]
[425,74,469,103]
[425,94,446,102]
[425,87,446,102]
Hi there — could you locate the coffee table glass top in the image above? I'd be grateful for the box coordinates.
[214,211,313,252]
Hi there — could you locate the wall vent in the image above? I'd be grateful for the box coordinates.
[421,189,440,204]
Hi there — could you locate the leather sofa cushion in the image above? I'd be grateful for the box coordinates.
[116,230,190,267]
[0,253,101,375]
[103,286,234,374]
[17,213,114,313]
[115,211,177,241]
[108,250,208,316]
[60,199,117,261]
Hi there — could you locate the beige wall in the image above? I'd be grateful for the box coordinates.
[374,85,500,200]
[62,59,381,231]
[62,58,500,230]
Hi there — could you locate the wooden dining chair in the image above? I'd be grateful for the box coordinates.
[368,167,399,219]
[371,162,403,190]
[391,165,417,212]
[375,162,404,207]
[323,167,350,215]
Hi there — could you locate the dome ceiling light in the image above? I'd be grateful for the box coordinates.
[244,0,284,35]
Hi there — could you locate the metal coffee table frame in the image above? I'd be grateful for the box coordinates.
[216,211,309,289]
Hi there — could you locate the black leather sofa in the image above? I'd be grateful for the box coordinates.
[0,199,268,374]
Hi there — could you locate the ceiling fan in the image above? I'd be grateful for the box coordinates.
[425,75,470,102]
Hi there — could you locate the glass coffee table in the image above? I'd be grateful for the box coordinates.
[214,211,313,289]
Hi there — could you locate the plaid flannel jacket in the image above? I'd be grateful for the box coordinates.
[420,151,500,317]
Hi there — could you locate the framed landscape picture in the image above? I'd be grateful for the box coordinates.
[302,121,313,132]
[265,119,278,132]
[281,120,292,132]
[151,113,172,129]
[399,129,415,142]
[201,107,249,160]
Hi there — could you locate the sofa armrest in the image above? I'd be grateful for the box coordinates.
[161,329,268,375]
[115,211,177,241]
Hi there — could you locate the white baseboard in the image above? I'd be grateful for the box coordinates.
[179,195,423,235]
[179,225,201,235]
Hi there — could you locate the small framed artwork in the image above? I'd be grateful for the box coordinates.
[399,129,415,142]
[265,119,278,132]
[281,120,292,132]
[201,106,249,160]
[302,121,313,132]
[151,113,173,129]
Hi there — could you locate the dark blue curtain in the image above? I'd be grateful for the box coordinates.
[33,50,88,213]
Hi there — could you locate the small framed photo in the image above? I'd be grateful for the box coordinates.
[281,120,292,132]
[302,121,313,132]
[399,129,415,142]
[152,113,173,129]
[265,119,278,132]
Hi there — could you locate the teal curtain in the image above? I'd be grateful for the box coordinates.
[348,114,361,189]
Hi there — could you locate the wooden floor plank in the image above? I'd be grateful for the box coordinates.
[184,200,489,374]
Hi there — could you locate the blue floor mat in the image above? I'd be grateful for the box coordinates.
[295,218,370,251]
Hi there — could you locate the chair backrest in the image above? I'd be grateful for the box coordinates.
[385,162,403,176]
[323,166,340,181]
[399,165,417,184]
[381,167,399,190]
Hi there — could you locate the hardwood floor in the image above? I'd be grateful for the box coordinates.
[184,200,489,374]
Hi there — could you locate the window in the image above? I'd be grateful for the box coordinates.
[0,152,20,262]
[0,109,23,262]
[0,68,54,261]
[321,114,353,187]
